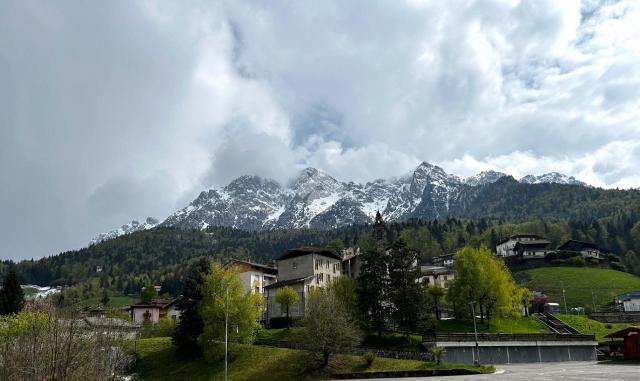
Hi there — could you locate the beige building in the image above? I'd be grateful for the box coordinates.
[420,265,455,290]
[130,298,180,324]
[264,247,342,322]
[223,259,277,295]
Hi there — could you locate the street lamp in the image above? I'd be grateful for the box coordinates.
[225,285,229,381]
[469,301,480,365]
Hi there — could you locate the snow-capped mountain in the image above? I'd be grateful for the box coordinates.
[464,170,507,186]
[91,163,590,243]
[519,172,585,186]
[90,217,159,245]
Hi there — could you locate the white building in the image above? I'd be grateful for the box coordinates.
[617,292,640,312]
[130,299,180,324]
[496,234,547,258]
[420,265,455,290]
[557,240,607,260]
[223,259,277,295]
[264,247,342,321]
[432,252,456,267]
[513,239,551,259]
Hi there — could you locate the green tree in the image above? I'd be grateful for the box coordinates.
[100,288,110,307]
[199,264,263,354]
[140,285,158,303]
[155,316,177,337]
[295,288,362,366]
[328,275,358,320]
[388,239,425,335]
[426,284,445,320]
[275,286,299,329]
[326,238,345,253]
[357,246,390,339]
[0,271,24,315]
[447,246,520,324]
[172,258,210,356]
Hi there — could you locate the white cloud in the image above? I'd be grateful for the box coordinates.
[2,0,640,259]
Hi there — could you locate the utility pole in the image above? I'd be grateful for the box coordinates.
[561,282,568,315]
[469,301,480,365]
[225,285,229,381]
[591,289,597,313]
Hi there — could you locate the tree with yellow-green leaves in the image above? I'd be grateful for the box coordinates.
[447,246,529,324]
[199,264,264,355]
[275,286,299,329]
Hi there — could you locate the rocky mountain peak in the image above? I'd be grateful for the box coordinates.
[464,170,507,186]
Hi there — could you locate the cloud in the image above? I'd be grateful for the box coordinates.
[1,0,640,259]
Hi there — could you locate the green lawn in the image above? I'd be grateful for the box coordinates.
[132,337,493,380]
[436,316,549,334]
[555,314,640,342]
[81,295,134,308]
[514,267,640,311]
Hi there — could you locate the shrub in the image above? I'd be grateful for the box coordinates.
[155,316,177,337]
[566,256,586,267]
[606,323,613,329]
[269,316,300,329]
[363,352,376,366]
[427,346,446,365]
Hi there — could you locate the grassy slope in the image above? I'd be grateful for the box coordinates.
[132,337,493,381]
[514,267,640,310]
[436,316,548,333]
[556,314,640,342]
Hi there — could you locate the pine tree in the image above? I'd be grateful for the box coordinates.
[172,258,211,356]
[0,271,24,315]
[357,243,390,339]
[387,239,425,335]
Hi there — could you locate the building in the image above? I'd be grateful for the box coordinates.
[605,326,640,359]
[557,240,608,259]
[617,292,640,312]
[223,259,277,295]
[496,234,547,258]
[264,247,342,322]
[420,265,455,290]
[513,239,552,259]
[432,252,456,267]
[130,298,180,324]
[341,247,362,278]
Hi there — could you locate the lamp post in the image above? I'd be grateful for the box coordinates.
[469,301,480,365]
[224,285,229,381]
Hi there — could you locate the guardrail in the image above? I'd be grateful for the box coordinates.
[427,332,595,342]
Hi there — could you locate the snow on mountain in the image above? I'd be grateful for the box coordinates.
[519,172,585,186]
[91,164,589,243]
[90,217,159,245]
[464,170,507,186]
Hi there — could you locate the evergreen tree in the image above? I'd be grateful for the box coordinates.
[0,271,24,315]
[172,258,211,356]
[387,239,425,335]
[357,243,390,339]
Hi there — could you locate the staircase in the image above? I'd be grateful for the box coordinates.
[535,312,581,334]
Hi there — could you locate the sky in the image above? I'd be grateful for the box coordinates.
[1,0,640,260]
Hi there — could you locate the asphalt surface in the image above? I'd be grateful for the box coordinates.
[336,361,640,381]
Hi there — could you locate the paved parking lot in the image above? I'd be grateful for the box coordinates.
[338,361,640,381]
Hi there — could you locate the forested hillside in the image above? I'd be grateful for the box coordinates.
[3,209,640,301]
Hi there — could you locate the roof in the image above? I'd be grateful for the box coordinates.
[514,239,551,248]
[223,259,277,275]
[433,252,456,260]
[264,276,313,289]
[558,240,609,252]
[130,298,177,309]
[605,326,640,339]
[618,292,640,301]
[278,247,342,261]
[420,265,454,275]
[497,234,545,245]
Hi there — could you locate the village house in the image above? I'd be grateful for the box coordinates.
[341,247,362,278]
[617,292,640,312]
[557,240,608,259]
[130,298,180,324]
[605,326,640,359]
[223,259,277,295]
[496,234,547,258]
[513,239,552,259]
[420,265,455,290]
[264,247,342,322]
[432,252,456,267]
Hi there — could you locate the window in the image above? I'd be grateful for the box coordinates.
[326,261,329,269]
[327,274,331,282]
[315,259,320,270]
[318,273,324,282]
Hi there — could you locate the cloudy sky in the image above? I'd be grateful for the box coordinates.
[1,0,639,260]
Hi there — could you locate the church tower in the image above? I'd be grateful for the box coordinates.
[372,210,386,247]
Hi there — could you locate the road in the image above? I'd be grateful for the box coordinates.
[336,361,640,381]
